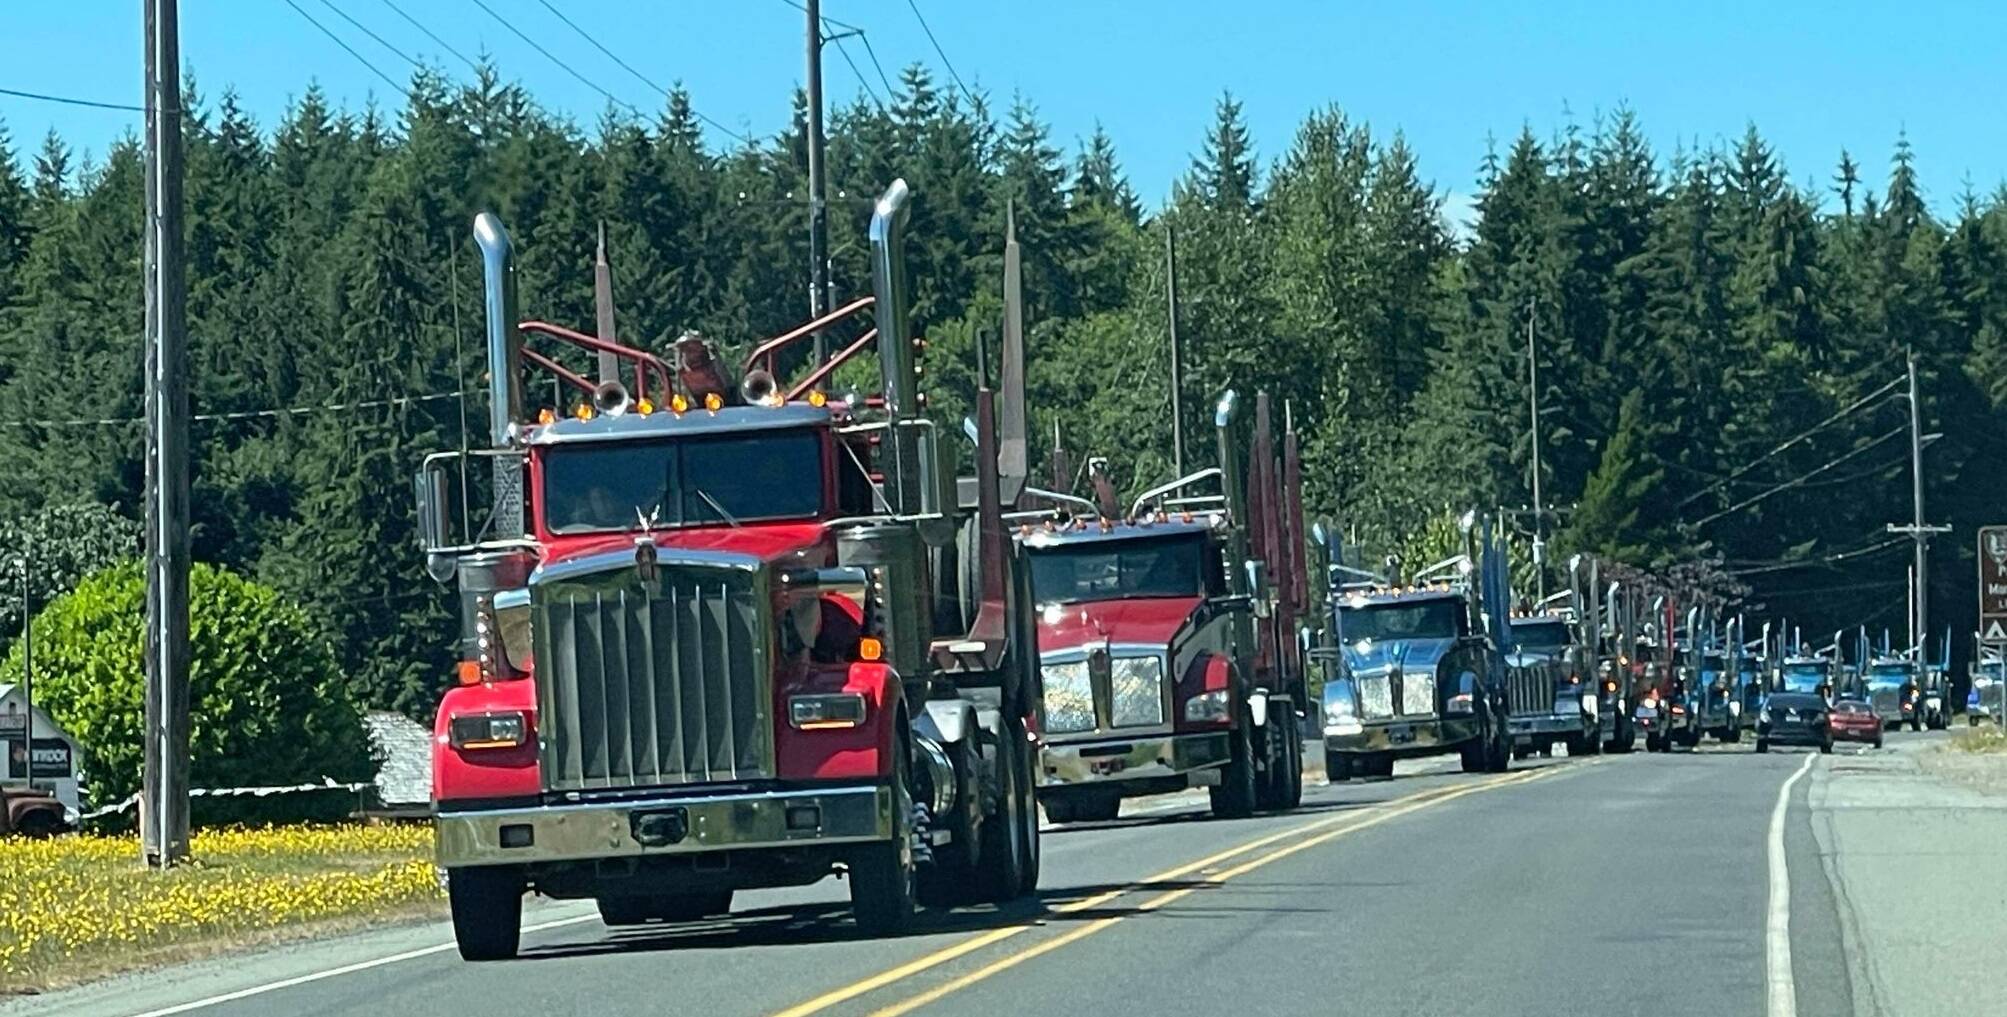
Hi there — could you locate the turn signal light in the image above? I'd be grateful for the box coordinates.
[789,693,867,730]
[808,390,828,408]
[858,636,883,662]
[455,660,482,686]
[449,711,528,751]
[670,393,689,414]
[704,392,723,412]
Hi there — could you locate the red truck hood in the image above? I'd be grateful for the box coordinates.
[1037,597,1203,653]
[542,522,828,568]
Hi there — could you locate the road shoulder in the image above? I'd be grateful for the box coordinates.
[1806,737,2007,1017]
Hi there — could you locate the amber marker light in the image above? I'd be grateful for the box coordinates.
[858,637,884,662]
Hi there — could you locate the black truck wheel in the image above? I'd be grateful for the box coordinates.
[448,866,523,961]
[1485,706,1511,773]
[852,728,918,936]
[1607,713,1637,754]
[1209,715,1259,819]
[1011,718,1042,897]
[971,722,1033,905]
[1280,710,1304,807]
[1756,738,1770,753]
[1459,734,1485,773]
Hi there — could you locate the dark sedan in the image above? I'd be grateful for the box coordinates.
[1757,692,1833,754]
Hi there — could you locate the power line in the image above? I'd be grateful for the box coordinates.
[523,0,751,144]
[379,0,480,73]
[1729,537,1908,577]
[1678,376,1904,510]
[1694,425,1907,529]
[776,0,894,110]
[829,35,885,110]
[0,390,467,429]
[318,0,421,69]
[0,86,144,113]
[284,0,411,98]
[903,0,972,106]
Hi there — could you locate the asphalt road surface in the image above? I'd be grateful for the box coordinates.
[17,730,1977,1017]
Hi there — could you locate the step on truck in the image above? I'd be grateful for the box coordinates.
[416,181,1044,960]
[1021,392,1309,822]
[1319,511,1513,779]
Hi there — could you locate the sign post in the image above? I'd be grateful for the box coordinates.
[1978,527,2007,731]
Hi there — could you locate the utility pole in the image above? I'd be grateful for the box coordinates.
[1888,351,1949,662]
[804,0,831,374]
[1526,298,1546,601]
[14,555,29,786]
[1165,225,1185,476]
[142,0,192,868]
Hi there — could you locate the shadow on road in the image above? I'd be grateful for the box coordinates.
[516,870,1344,962]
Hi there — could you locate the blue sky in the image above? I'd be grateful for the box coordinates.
[5,1,2003,229]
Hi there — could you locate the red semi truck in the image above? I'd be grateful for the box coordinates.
[416,180,1043,959]
[1022,392,1309,822]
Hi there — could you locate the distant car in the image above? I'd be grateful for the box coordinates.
[1757,692,1832,754]
[1828,699,1884,748]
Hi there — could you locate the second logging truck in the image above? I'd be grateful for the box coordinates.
[416,181,1045,960]
[1022,392,1310,822]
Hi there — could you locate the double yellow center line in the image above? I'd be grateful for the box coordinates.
[773,763,1572,1017]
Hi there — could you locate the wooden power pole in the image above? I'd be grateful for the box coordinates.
[141,0,192,867]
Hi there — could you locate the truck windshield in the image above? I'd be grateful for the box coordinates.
[1027,534,1205,605]
[541,428,824,534]
[1341,599,1461,643]
[1509,619,1569,649]
[1865,664,1910,690]
[1779,663,1829,692]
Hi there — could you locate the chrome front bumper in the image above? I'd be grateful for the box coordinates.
[1326,715,1472,755]
[1038,731,1229,788]
[435,784,893,868]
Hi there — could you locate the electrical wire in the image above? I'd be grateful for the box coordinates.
[1728,537,1908,577]
[1693,425,1908,529]
[829,36,886,110]
[525,0,751,144]
[774,0,892,111]
[851,33,899,100]
[1677,375,1905,509]
[380,0,480,73]
[284,0,412,98]
[0,87,144,113]
[318,0,421,69]
[903,0,972,106]
[0,391,468,429]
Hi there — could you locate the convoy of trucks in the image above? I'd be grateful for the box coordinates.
[373,177,1972,964]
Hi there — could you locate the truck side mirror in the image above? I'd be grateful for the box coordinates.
[414,465,456,582]
[1243,559,1271,618]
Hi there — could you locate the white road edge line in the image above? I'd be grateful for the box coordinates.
[121,912,600,1017]
[1766,752,1816,1017]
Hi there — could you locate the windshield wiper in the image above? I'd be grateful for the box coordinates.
[694,488,742,528]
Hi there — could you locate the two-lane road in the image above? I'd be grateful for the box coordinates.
[16,742,1895,1017]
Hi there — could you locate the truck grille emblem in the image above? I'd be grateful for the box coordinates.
[634,539,659,583]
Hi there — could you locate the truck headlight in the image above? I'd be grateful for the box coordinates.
[1185,689,1231,723]
[1110,656,1166,727]
[449,711,528,750]
[1042,661,1095,733]
[1323,696,1355,727]
[789,693,868,729]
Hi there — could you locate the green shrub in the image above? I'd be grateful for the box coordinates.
[0,561,374,821]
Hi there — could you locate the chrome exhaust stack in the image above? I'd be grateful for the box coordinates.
[870,179,941,517]
[473,212,525,538]
[474,212,522,447]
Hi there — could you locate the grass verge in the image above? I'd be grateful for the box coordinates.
[1946,727,2007,754]
[0,824,441,995]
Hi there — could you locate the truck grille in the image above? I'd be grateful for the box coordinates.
[1508,663,1556,717]
[534,562,774,791]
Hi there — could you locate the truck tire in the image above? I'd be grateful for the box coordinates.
[1280,710,1304,807]
[1755,738,1769,754]
[1607,714,1637,754]
[1209,715,1259,820]
[1011,717,1042,897]
[448,866,523,961]
[12,809,62,838]
[972,721,1034,905]
[1909,715,1923,733]
[1723,726,1742,744]
[598,891,733,926]
[1459,736,1485,773]
[1485,706,1511,773]
[852,727,918,936]
[1819,737,1833,755]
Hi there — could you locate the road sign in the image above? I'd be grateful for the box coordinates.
[1979,527,2007,642]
